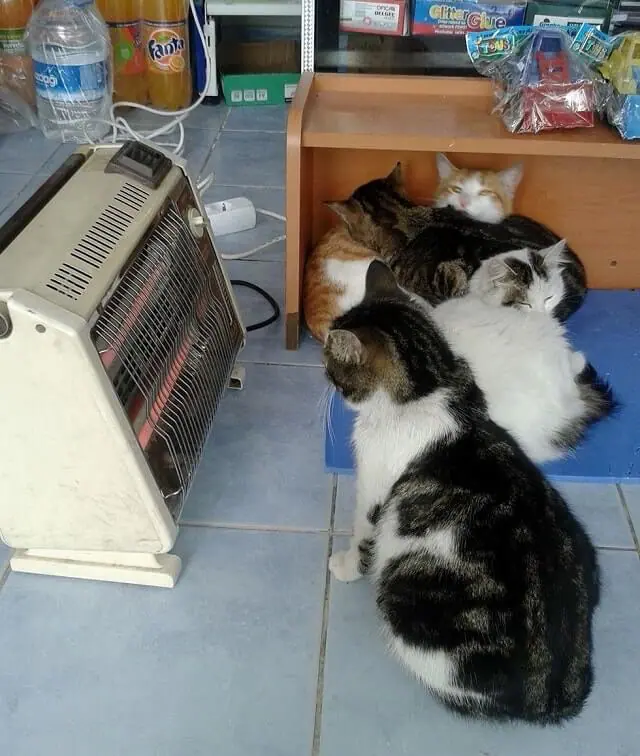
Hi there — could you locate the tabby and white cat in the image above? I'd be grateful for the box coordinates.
[325,261,600,725]
[303,162,586,341]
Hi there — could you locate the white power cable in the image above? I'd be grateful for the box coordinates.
[220,208,286,261]
[80,0,213,190]
[92,1,287,257]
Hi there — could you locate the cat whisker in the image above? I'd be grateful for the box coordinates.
[319,385,338,448]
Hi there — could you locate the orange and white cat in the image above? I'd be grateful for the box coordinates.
[434,153,523,223]
[302,224,377,343]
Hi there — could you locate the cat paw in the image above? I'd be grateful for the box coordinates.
[329,550,362,583]
[435,261,469,299]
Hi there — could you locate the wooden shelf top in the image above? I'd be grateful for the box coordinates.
[300,74,640,159]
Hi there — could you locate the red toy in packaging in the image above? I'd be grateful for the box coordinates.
[520,29,595,131]
[467,26,601,133]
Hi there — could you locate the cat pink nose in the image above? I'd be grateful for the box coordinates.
[459,197,468,208]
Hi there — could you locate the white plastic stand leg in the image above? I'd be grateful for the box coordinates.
[229,363,245,390]
[9,549,182,588]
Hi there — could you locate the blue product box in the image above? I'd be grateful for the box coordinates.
[412,0,526,36]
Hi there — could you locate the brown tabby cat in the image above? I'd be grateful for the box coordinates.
[302,161,521,343]
[303,160,584,342]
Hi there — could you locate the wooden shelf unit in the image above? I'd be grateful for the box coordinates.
[285,72,640,349]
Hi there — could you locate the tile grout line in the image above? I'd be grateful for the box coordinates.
[615,484,640,558]
[180,520,329,534]
[209,183,285,190]
[311,475,338,756]
[196,107,232,182]
[236,361,323,369]
[223,129,286,135]
[0,555,12,595]
[210,183,285,190]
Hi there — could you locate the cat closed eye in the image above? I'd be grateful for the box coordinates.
[519,302,532,309]
[544,296,554,303]
[450,186,462,193]
[479,190,498,198]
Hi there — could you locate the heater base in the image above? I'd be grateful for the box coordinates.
[9,548,182,588]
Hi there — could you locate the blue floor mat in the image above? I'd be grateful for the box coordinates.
[325,290,640,483]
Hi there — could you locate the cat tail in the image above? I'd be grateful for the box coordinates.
[552,362,617,453]
[575,362,618,425]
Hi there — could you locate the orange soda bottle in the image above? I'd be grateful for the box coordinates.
[96,0,148,105]
[0,0,38,105]
[142,0,191,111]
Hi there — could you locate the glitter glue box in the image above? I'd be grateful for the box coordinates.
[411,0,526,36]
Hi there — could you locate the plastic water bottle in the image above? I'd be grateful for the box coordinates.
[26,0,112,141]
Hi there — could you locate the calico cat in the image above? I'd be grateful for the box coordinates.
[329,163,587,318]
[325,261,600,725]
[434,152,523,223]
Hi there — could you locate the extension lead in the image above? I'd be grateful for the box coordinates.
[204,201,286,261]
[206,197,257,237]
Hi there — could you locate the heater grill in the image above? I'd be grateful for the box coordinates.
[93,202,242,519]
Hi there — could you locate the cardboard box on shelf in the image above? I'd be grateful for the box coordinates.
[217,40,300,107]
[411,0,526,36]
[339,0,409,36]
[525,1,614,33]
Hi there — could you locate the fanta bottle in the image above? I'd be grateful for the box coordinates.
[0,0,38,105]
[142,0,191,111]
[96,0,148,104]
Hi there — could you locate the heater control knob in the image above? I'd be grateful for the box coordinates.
[187,207,205,238]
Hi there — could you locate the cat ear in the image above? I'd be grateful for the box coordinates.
[385,162,403,190]
[542,239,567,266]
[364,260,400,301]
[326,199,354,228]
[485,256,512,284]
[325,329,365,365]
[498,163,523,197]
[435,153,455,180]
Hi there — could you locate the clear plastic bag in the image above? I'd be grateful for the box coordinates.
[466,24,612,134]
[0,83,37,133]
[600,32,640,140]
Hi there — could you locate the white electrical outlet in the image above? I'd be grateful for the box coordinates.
[205,197,257,237]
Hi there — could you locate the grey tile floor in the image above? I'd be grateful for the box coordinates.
[0,105,639,756]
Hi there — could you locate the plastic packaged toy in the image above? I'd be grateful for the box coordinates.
[600,32,640,139]
[467,24,604,133]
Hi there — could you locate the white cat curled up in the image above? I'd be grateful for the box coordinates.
[431,293,609,464]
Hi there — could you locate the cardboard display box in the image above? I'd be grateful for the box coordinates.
[411,0,526,36]
[339,0,409,36]
[217,40,300,107]
[525,0,615,32]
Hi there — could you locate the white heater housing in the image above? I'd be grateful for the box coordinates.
[0,142,245,587]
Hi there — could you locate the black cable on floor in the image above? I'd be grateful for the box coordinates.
[230,280,280,332]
